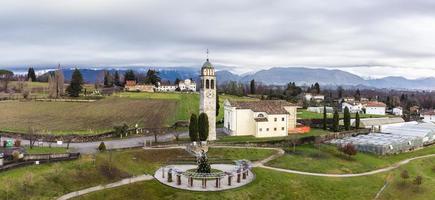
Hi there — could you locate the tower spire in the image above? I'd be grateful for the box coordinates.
[206,49,209,61]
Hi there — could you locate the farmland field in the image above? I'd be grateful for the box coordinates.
[0,96,177,135]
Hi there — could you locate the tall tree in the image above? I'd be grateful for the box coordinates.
[198,113,209,141]
[322,105,327,130]
[144,69,161,87]
[0,69,13,92]
[103,70,113,87]
[250,79,256,94]
[123,70,136,86]
[337,86,344,99]
[113,71,121,86]
[27,67,37,82]
[189,114,198,142]
[355,112,360,129]
[354,89,361,101]
[314,82,320,94]
[66,68,84,97]
[55,66,65,97]
[344,107,351,130]
[216,93,220,116]
[174,78,181,85]
[332,110,339,132]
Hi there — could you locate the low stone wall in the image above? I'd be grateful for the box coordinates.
[0,153,80,172]
[0,127,173,143]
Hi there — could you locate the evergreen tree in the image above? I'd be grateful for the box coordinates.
[196,150,211,173]
[337,86,344,99]
[250,79,256,94]
[198,113,209,141]
[344,107,351,130]
[123,70,136,86]
[144,69,161,87]
[332,110,339,132]
[216,93,220,116]
[354,89,361,101]
[66,68,83,97]
[355,112,360,129]
[27,67,37,82]
[314,82,320,94]
[103,71,113,87]
[174,78,181,85]
[322,105,327,130]
[114,71,121,86]
[189,114,198,142]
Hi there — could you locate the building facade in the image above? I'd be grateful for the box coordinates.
[199,59,216,140]
[224,100,298,138]
[365,101,386,115]
[124,80,154,92]
[421,110,435,122]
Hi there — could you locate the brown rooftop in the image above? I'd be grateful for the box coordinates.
[366,101,386,107]
[421,110,435,115]
[228,100,296,114]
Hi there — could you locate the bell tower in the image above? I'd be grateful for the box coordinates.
[199,56,216,141]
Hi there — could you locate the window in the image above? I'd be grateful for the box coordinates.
[274,118,277,122]
[282,117,285,121]
[266,128,269,131]
[274,127,277,131]
[211,79,214,89]
[206,79,209,89]
[281,127,285,130]
[259,128,262,132]
[257,114,264,118]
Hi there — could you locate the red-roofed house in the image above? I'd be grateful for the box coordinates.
[365,101,386,115]
[421,110,435,122]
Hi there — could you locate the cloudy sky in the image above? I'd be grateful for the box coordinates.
[1,0,435,79]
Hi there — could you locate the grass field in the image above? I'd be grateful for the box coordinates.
[216,128,331,143]
[0,148,274,199]
[267,144,435,174]
[25,147,69,154]
[298,109,388,119]
[0,147,434,199]
[0,96,177,134]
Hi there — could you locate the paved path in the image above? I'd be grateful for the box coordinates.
[1,132,189,154]
[56,174,154,200]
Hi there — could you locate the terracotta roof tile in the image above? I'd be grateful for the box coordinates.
[228,100,296,114]
[366,101,386,107]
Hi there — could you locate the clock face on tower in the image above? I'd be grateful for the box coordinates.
[207,90,214,98]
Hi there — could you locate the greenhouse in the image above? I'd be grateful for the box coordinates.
[381,122,435,145]
[329,133,423,155]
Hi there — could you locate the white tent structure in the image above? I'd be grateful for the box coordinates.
[381,122,435,145]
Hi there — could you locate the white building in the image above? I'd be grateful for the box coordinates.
[155,79,197,92]
[392,107,403,116]
[178,79,196,91]
[365,101,386,115]
[341,102,363,113]
[421,110,435,122]
[224,100,298,138]
[304,93,324,102]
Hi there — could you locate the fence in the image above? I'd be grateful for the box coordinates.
[0,153,80,172]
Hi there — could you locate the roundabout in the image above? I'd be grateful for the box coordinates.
[154,162,254,191]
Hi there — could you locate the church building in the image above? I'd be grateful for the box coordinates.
[223,100,298,138]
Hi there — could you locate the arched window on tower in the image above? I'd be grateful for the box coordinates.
[211,79,214,89]
[201,80,204,89]
[206,79,209,89]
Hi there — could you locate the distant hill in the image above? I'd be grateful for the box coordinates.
[5,66,435,90]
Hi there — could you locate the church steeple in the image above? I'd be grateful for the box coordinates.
[199,50,217,141]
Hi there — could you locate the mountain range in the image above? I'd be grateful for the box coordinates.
[5,66,435,90]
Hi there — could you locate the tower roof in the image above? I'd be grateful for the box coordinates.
[201,59,214,70]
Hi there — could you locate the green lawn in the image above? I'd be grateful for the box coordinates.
[207,147,276,162]
[25,147,69,154]
[267,144,435,174]
[0,147,275,199]
[216,128,331,143]
[298,109,388,119]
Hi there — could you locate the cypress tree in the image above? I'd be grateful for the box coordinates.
[216,93,220,116]
[198,113,209,141]
[66,68,83,97]
[250,79,256,94]
[332,110,339,132]
[27,67,37,82]
[344,107,351,130]
[355,112,360,129]
[322,105,327,130]
[114,71,121,86]
[189,114,198,142]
